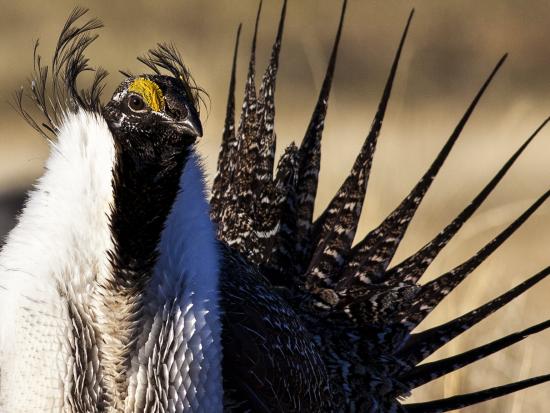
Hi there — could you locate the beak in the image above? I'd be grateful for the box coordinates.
[166,96,203,138]
[172,115,203,138]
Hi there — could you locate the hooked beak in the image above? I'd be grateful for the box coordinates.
[166,97,203,139]
[171,116,203,138]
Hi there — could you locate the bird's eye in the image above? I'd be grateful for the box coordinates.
[128,94,146,112]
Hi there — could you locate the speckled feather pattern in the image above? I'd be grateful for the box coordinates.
[211,1,550,411]
[2,3,550,413]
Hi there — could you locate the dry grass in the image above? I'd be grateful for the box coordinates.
[1,1,550,411]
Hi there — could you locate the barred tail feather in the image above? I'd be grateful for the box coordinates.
[210,24,242,222]
[306,10,414,295]
[343,54,507,287]
[402,189,550,329]
[399,266,550,365]
[289,0,348,275]
[399,319,550,390]
[387,116,550,285]
[211,24,241,222]
[255,0,287,188]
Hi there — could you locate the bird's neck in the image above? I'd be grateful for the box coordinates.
[102,138,223,410]
[97,139,192,406]
[109,145,190,284]
[124,151,224,411]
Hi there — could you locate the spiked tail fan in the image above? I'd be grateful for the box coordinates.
[305,9,413,298]
[342,54,506,287]
[211,1,550,410]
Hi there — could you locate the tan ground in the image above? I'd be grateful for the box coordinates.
[1,1,550,411]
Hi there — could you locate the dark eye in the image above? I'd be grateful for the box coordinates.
[128,94,146,112]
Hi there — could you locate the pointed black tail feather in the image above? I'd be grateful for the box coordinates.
[342,54,508,287]
[211,24,242,222]
[304,10,414,293]
[255,0,287,189]
[403,374,550,413]
[237,0,288,264]
[399,266,550,366]
[286,0,348,275]
[387,116,550,285]
[399,319,550,390]
[235,0,262,181]
[214,1,262,253]
[402,189,550,329]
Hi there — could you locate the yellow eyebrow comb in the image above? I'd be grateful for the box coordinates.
[128,78,165,112]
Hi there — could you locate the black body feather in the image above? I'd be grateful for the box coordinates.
[211,1,550,411]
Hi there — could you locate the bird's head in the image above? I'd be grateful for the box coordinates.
[103,74,202,159]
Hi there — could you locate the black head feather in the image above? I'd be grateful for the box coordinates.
[14,7,106,140]
[138,43,208,115]
[103,74,202,162]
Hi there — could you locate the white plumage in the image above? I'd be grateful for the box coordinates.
[0,111,116,411]
[0,111,223,412]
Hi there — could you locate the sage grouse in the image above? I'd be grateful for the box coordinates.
[0,2,549,412]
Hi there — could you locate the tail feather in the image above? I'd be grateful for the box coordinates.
[255,0,287,188]
[387,116,550,285]
[399,319,550,390]
[403,374,550,413]
[238,0,288,264]
[212,3,550,410]
[213,2,261,251]
[287,0,348,275]
[305,10,413,294]
[213,1,294,265]
[399,266,550,365]
[402,189,550,329]
[211,24,242,222]
[343,54,507,286]
[234,0,261,186]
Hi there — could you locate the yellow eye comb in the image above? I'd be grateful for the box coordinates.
[128,78,165,112]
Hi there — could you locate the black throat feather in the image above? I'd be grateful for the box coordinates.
[99,116,192,406]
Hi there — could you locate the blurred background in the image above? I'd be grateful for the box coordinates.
[1,0,550,411]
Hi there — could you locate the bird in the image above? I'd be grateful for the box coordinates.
[1,2,549,413]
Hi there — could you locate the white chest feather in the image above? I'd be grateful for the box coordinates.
[0,111,116,411]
